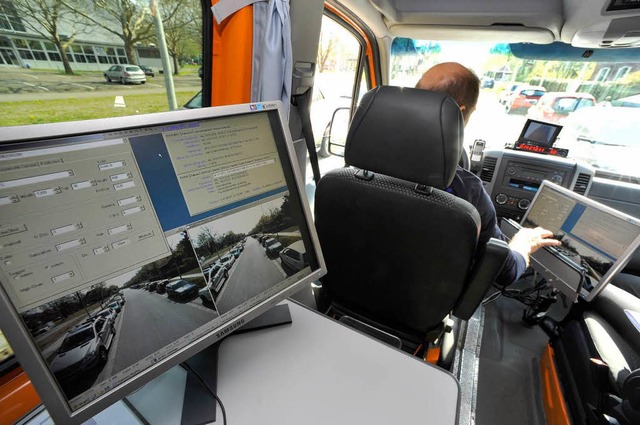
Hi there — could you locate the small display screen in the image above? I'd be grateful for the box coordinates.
[518,119,563,147]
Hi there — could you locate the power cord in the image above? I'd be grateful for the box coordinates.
[179,362,228,425]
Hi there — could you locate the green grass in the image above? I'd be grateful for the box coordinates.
[0,91,199,126]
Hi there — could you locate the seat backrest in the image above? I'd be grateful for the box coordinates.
[315,86,481,338]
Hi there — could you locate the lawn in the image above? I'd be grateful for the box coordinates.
[0,91,200,126]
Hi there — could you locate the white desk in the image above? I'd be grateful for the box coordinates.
[215,301,459,424]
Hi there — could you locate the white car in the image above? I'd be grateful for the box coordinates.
[103,65,147,85]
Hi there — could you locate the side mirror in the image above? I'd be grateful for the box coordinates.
[327,107,351,157]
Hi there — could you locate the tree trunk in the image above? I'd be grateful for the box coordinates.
[172,54,179,75]
[56,41,74,75]
[125,40,136,65]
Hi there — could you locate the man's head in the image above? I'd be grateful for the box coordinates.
[415,62,480,126]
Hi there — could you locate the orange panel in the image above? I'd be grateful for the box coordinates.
[325,3,378,88]
[0,368,41,425]
[210,0,253,106]
[540,344,571,425]
[425,347,441,365]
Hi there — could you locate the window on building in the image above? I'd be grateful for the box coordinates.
[596,67,611,82]
[0,0,25,32]
[614,66,631,80]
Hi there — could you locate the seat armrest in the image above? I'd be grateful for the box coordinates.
[453,238,510,320]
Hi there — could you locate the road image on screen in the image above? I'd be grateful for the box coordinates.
[0,106,320,417]
[523,183,640,292]
[522,121,558,146]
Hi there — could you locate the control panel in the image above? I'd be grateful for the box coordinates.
[478,149,595,221]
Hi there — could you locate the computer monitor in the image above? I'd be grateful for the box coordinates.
[0,102,326,424]
[521,181,640,301]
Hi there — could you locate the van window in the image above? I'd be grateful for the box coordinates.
[1,2,203,127]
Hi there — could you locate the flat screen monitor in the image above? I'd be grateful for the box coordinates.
[0,102,326,424]
[518,119,562,147]
[521,181,640,301]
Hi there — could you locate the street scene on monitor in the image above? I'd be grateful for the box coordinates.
[17,192,309,403]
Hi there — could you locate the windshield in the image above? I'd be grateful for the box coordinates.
[59,328,94,353]
[390,40,640,179]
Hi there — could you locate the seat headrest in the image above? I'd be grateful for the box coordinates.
[345,86,464,189]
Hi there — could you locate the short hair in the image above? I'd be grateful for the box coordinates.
[415,66,480,120]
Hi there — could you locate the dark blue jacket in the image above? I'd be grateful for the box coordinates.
[449,167,526,286]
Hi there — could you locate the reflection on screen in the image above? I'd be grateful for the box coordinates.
[522,121,557,146]
[523,186,640,292]
[0,110,315,411]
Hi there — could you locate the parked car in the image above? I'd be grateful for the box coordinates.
[279,242,308,275]
[230,248,241,259]
[103,65,146,85]
[50,317,115,382]
[94,308,116,322]
[166,280,199,300]
[156,279,170,294]
[505,86,546,114]
[554,106,640,177]
[480,76,495,88]
[612,94,640,108]
[139,65,155,77]
[527,92,596,123]
[498,83,522,104]
[33,321,55,336]
[200,266,229,303]
[106,300,121,314]
[219,254,235,270]
[264,238,284,258]
[147,281,157,292]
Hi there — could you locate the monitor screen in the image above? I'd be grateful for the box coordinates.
[521,181,640,300]
[518,119,562,147]
[0,103,325,423]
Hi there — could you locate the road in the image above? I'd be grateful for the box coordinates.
[102,288,217,378]
[215,237,287,314]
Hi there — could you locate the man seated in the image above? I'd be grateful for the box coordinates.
[415,62,560,286]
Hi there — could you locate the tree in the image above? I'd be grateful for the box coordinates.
[317,31,337,73]
[65,0,154,64]
[161,0,201,74]
[13,0,79,74]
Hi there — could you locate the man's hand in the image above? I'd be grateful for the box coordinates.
[509,227,562,267]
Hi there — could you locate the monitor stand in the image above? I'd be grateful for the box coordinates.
[180,304,293,424]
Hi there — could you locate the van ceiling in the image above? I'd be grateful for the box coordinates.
[334,0,640,47]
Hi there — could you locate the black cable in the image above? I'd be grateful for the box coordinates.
[179,362,228,425]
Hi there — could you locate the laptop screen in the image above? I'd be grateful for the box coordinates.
[521,181,640,300]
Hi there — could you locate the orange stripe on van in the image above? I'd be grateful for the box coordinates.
[210,0,253,106]
[0,368,41,425]
[540,344,571,425]
[324,3,378,88]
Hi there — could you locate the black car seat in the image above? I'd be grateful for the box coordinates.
[314,86,509,358]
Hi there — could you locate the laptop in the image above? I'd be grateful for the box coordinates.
[503,181,640,301]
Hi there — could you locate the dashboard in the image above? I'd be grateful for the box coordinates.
[477,149,596,221]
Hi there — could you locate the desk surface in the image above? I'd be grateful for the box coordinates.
[216,301,459,424]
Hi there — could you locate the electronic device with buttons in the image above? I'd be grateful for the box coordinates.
[512,119,567,158]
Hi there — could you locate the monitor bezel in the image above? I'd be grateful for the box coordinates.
[0,102,326,424]
[517,119,563,147]
[520,180,640,302]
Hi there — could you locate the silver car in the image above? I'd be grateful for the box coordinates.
[104,65,147,85]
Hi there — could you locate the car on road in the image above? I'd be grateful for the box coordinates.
[50,316,115,383]
[554,106,640,176]
[103,65,146,85]
[106,301,121,314]
[279,243,308,275]
[147,281,157,292]
[527,92,596,124]
[498,83,522,105]
[200,266,229,303]
[480,76,494,88]
[167,279,199,300]
[94,308,116,322]
[219,254,235,270]
[612,94,640,108]
[264,238,284,258]
[113,294,125,305]
[230,248,241,259]
[505,86,546,114]
[139,65,155,77]
[156,279,170,294]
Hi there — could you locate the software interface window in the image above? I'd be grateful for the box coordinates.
[0,110,314,411]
